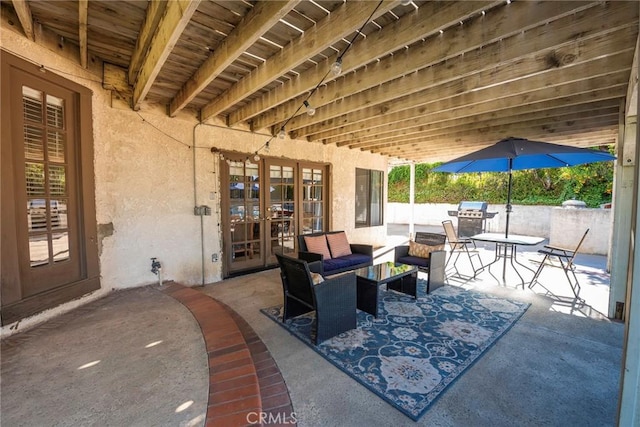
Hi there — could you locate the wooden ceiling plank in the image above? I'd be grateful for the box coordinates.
[128,0,168,84]
[132,0,201,110]
[392,134,619,163]
[306,37,635,142]
[11,0,34,41]
[378,127,619,159]
[228,0,501,126]
[338,103,620,149]
[199,0,397,122]
[254,0,626,132]
[364,112,620,153]
[78,0,88,68]
[280,2,638,134]
[324,79,626,150]
[169,0,299,117]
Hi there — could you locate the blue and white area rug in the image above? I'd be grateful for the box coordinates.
[261,280,529,420]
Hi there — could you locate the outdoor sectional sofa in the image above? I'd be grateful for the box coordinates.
[297,231,373,275]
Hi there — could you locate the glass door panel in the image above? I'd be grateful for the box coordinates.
[267,164,296,262]
[301,167,325,234]
[228,159,262,272]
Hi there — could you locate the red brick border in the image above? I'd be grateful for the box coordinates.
[161,283,296,427]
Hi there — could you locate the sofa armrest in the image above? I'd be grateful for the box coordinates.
[307,260,323,275]
[298,250,323,263]
[350,244,373,257]
[394,245,409,262]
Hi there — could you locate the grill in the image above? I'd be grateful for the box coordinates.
[447,201,498,238]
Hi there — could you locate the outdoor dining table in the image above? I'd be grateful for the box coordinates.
[470,232,545,288]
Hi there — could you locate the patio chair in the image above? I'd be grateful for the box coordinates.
[529,228,590,299]
[275,253,357,344]
[442,220,484,278]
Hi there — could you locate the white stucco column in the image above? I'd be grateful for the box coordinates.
[609,116,637,319]
[617,34,639,426]
[409,162,415,238]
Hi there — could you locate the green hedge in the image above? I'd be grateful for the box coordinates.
[388,148,614,208]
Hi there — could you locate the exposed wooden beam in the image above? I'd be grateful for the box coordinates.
[78,0,88,68]
[199,0,396,122]
[308,42,634,143]
[169,0,299,117]
[253,0,615,132]
[396,132,618,163]
[11,0,33,41]
[326,76,627,152]
[377,128,619,161]
[367,114,619,154]
[337,102,620,149]
[128,0,168,85]
[227,0,501,126]
[131,0,199,110]
[282,2,638,135]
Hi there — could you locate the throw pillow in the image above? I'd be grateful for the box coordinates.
[304,235,332,259]
[326,232,352,258]
[408,240,444,258]
[310,272,325,285]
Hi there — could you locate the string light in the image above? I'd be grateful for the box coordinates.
[247,0,383,161]
[330,58,342,76]
[303,100,316,116]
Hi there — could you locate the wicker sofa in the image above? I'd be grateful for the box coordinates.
[297,231,373,275]
[394,231,447,293]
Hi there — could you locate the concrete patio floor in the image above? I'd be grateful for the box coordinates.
[1,225,624,426]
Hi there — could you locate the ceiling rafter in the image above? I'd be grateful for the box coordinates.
[10,0,34,41]
[366,112,619,155]
[334,72,629,152]
[227,0,501,127]
[169,0,300,117]
[78,0,88,68]
[128,0,168,85]
[5,0,637,164]
[337,101,621,150]
[283,1,637,137]
[199,0,397,123]
[254,0,596,133]
[321,48,634,146]
[132,0,200,110]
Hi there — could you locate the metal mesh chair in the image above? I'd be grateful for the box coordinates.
[276,253,357,344]
[442,220,484,278]
[529,229,590,299]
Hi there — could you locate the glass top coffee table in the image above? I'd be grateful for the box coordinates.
[353,262,418,318]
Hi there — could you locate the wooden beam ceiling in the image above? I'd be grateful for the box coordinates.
[4,0,636,164]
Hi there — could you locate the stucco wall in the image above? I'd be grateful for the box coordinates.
[1,28,388,293]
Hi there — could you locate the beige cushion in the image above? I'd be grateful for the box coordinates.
[304,235,332,259]
[310,272,325,285]
[326,232,352,258]
[408,240,444,258]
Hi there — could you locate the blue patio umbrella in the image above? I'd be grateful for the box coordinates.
[432,137,616,237]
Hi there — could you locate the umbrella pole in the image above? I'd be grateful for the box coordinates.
[505,161,513,238]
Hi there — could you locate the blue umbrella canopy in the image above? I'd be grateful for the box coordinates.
[433,137,616,237]
[432,137,616,173]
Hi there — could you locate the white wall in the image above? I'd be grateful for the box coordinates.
[1,27,388,293]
